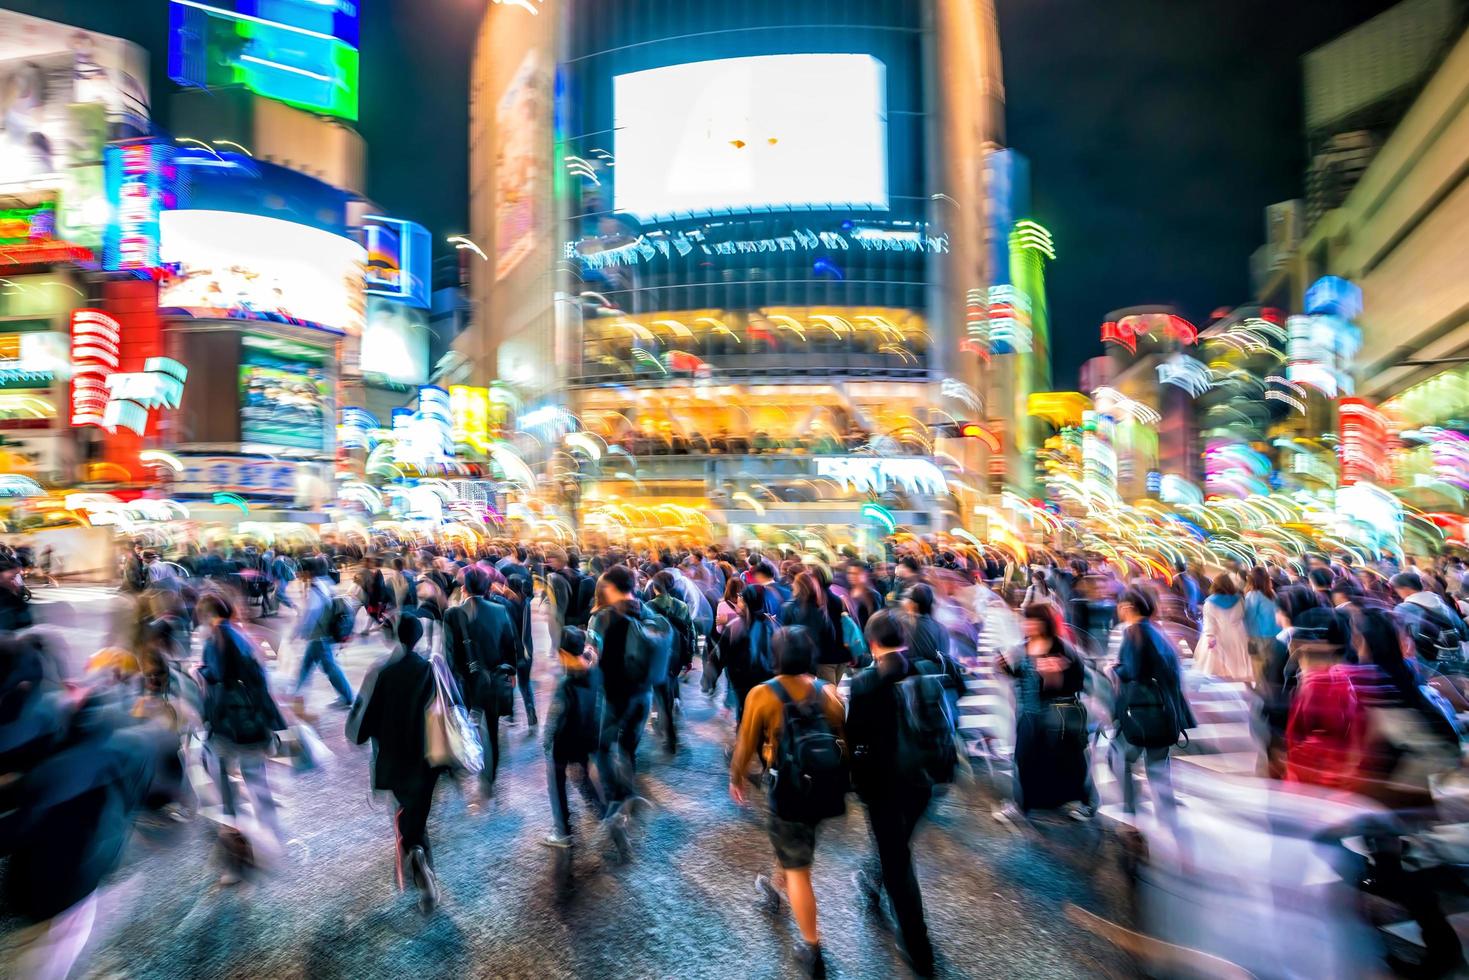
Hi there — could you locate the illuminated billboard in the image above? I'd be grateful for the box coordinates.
[613,54,888,222]
[0,10,150,249]
[103,140,176,271]
[169,0,360,121]
[240,333,331,451]
[361,297,430,387]
[173,149,350,235]
[0,10,150,183]
[364,216,431,308]
[159,210,366,335]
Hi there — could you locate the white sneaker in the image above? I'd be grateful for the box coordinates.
[541,833,573,849]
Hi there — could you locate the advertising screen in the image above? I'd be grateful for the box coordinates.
[239,334,331,451]
[496,51,548,279]
[613,54,888,222]
[159,210,366,335]
[364,215,430,307]
[169,0,359,121]
[0,9,149,220]
[361,297,430,387]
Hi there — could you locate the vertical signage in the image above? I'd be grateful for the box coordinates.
[105,140,174,272]
[70,310,122,427]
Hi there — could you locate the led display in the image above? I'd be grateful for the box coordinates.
[169,0,359,121]
[0,10,150,187]
[239,333,331,451]
[361,297,429,387]
[364,215,431,308]
[159,210,366,335]
[613,54,888,223]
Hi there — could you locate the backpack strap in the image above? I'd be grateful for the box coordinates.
[765,677,792,705]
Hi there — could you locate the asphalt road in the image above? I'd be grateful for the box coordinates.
[10,586,1138,980]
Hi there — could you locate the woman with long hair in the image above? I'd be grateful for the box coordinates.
[718,583,776,727]
[997,602,1090,820]
[780,570,850,686]
[1243,565,1278,668]
[1194,573,1254,682]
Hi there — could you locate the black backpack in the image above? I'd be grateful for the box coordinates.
[727,614,777,677]
[208,631,274,745]
[562,571,596,628]
[893,664,959,787]
[621,607,673,687]
[767,679,848,823]
[327,596,354,644]
[554,674,602,758]
[1116,629,1184,748]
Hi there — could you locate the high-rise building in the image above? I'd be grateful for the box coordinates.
[465,0,1010,543]
[0,9,150,484]
[1258,9,1469,533]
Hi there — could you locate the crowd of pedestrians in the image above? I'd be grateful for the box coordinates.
[3,534,1469,977]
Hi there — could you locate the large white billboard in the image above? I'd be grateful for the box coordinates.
[613,54,888,223]
[159,210,366,335]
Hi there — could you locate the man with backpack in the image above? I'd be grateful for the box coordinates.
[730,626,846,980]
[1111,586,1194,838]
[295,558,355,709]
[444,566,521,797]
[1391,571,1469,664]
[548,550,596,633]
[846,609,947,977]
[588,564,671,827]
[541,626,611,850]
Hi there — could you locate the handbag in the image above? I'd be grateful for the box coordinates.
[425,652,484,775]
[1042,697,1088,751]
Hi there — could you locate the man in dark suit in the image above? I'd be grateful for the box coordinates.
[443,566,520,796]
[347,612,444,915]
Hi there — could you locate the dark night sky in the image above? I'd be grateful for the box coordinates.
[5,0,1403,385]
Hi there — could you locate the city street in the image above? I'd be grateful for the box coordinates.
[14,588,1136,980]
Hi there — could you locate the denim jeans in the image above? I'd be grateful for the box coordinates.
[597,692,650,805]
[210,741,282,842]
[296,638,353,703]
[547,754,606,836]
[1111,736,1178,832]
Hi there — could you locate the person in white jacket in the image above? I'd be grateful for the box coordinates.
[1194,573,1254,682]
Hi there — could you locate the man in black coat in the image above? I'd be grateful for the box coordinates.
[443,566,520,794]
[347,612,443,914]
[0,558,33,632]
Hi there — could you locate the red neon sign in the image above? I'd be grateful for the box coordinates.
[70,310,121,428]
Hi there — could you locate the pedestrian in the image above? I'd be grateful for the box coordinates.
[0,634,162,980]
[489,568,536,729]
[646,570,693,752]
[1243,565,1277,668]
[294,558,354,709]
[443,566,520,798]
[0,557,33,632]
[1021,568,1056,610]
[588,564,664,826]
[1194,573,1253,682]
[1111,586,1194,841]
[1391,570,1469,664]
[198,593,287,882]
[718,583,778,727]
[997,603,1091,820]
[541,626,610,850]
[346,611,444,915]
[847,609,938,976]
[730,626,847,979]
[780,569,852,688]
